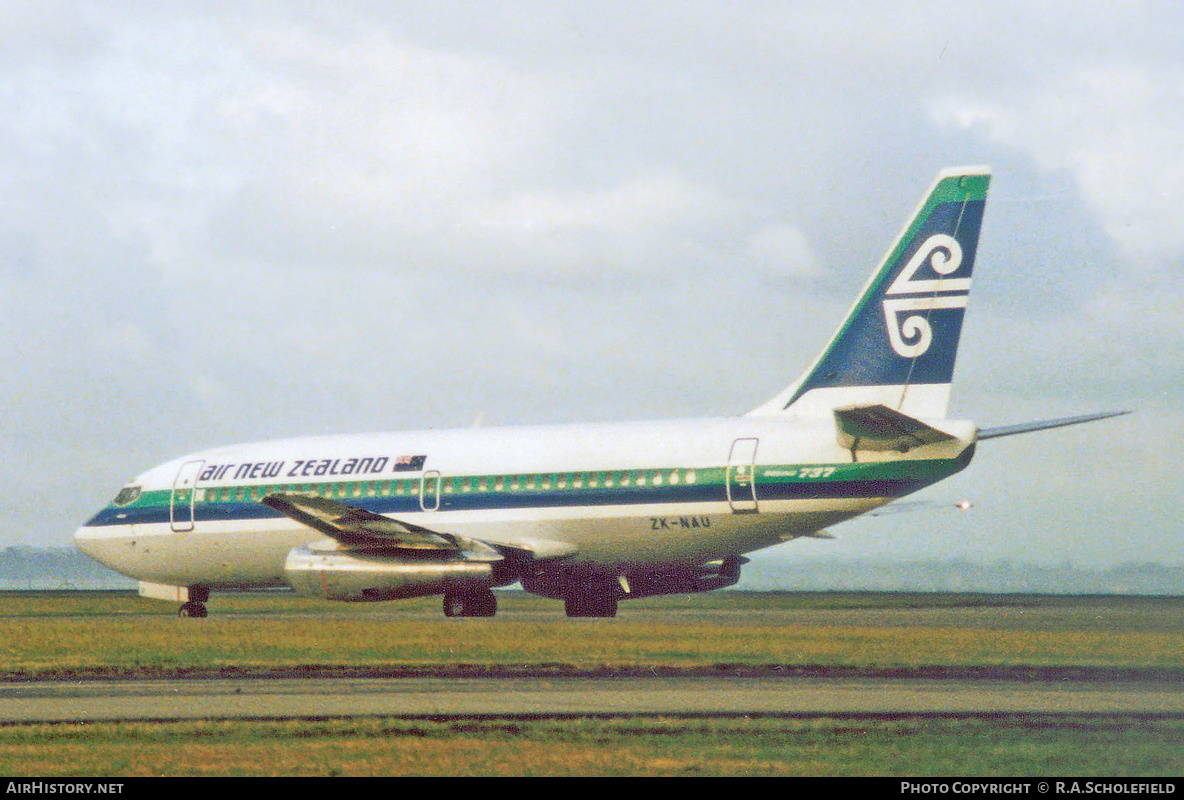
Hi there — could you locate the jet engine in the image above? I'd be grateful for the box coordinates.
[284,546,504,602]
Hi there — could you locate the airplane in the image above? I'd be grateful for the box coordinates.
[74,166,1127,618]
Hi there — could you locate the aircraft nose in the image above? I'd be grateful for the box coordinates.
[73,518,113,562]
[73,525,97,557]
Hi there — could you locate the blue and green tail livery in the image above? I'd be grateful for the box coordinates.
[751,167,990,420]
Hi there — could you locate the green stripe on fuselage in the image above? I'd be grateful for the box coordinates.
[93,457,965,526]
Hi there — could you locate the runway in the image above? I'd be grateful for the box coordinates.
[3,675,1183,723]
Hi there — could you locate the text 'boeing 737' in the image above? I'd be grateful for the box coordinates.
[75,167,1128,618]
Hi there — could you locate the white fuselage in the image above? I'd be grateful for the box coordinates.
[74,414,975,591]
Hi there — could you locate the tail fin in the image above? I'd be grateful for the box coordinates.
[749,167,990,420]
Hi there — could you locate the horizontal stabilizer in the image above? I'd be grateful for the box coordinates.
[834,404,959,452]
[262,493,461,551]
[976,410,1131,441]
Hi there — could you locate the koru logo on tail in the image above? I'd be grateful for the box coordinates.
[882,233,971,358]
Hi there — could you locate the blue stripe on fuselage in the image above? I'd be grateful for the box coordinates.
[82,476,934,528]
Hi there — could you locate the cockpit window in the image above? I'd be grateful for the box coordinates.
[112,485,142,507]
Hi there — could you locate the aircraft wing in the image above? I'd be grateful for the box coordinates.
[262,493,463,551]
[833,404,958,452]
[262,493,580,562]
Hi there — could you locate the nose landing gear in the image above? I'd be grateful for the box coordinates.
[178,601,207,618]
[177,585,210,618]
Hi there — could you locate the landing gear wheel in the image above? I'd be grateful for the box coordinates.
[442,588,497,617]
[443,594,465,617]
[178,601,208,618]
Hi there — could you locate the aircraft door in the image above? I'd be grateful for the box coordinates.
[726,438,759,514]
[170,460,205,532]
[420,470,441,511]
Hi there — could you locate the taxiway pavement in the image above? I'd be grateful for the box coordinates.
[3,675,1183,722]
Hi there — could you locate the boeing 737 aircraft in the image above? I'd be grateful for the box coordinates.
[75,167,1125,618]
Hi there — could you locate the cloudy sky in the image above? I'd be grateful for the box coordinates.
[3,2,1180,571]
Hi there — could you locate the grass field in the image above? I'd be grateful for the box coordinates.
[3,716,1183,777]
[2,590,1182,776]
[1,590,1182,679]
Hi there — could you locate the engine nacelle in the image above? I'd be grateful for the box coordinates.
[284,546,498,602]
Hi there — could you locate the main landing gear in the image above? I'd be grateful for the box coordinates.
[442,587,498,617]
[177,585,210,618]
